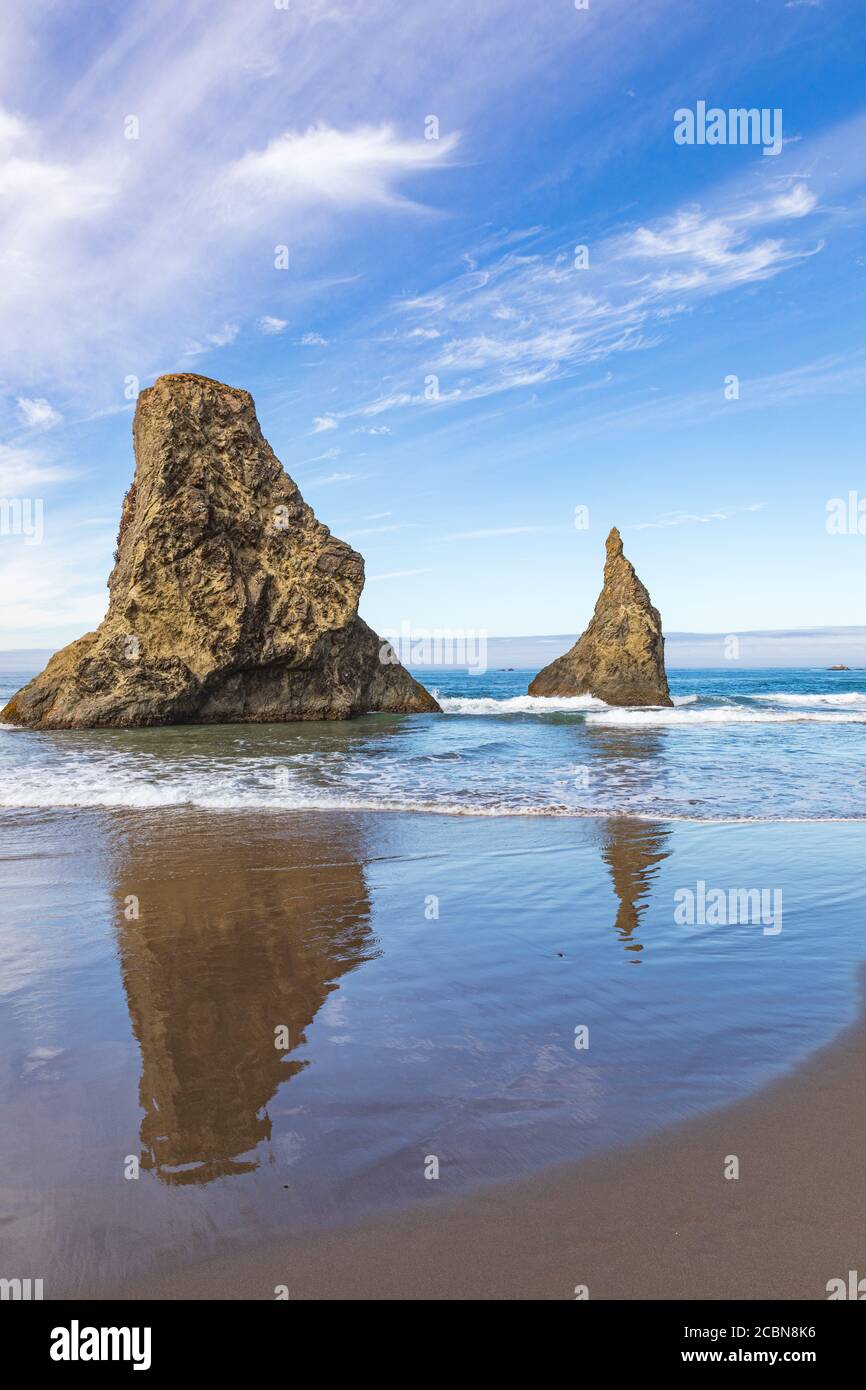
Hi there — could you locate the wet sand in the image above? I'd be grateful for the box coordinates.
[103,968,866,1301]
[4,806,864,1302]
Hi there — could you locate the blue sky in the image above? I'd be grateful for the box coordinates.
[1,0,865,651]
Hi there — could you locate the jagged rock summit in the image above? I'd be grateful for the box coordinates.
[528,527,672,706]
[2,373,439,728]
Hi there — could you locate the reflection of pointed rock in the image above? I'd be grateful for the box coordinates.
[2,373,438,728]
[599,818,670,960]
[114,816,374,1185]
[529,528,672,706]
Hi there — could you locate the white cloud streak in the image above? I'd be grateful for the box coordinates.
[367,567,432,581]
[226,123,458,210]
[0,4,465,407]
[629,503,766,531]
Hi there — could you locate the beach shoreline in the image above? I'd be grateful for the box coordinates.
[3,802,863,1303]
[90,968,866,1301]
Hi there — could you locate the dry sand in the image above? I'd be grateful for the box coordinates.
[98,970,866,1301]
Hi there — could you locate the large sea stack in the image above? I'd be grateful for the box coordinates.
[1,373,439,728]
[528,527,672,706]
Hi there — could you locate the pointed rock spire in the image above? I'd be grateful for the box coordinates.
[1,374,439,728]
[528,526,672,706]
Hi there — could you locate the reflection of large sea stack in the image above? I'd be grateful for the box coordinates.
[529,528,672,707]
[113,815,374,1185]
[1,373,438,728]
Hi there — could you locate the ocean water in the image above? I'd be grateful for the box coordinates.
[1,665,865,821]
[2,663,866,1294]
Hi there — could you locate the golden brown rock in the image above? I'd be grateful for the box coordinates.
[528,527,672,706]
[1,373,439,727]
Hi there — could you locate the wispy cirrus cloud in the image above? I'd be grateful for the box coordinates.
[3,0,713,426]
[312,173,825,431]
[629,503,766,531]
[294,447,342,466]
[303,471,368,488]
[180,324,239,358]
[537,352,866,443]
[367,567,432,581]
[0,4,467,409]
[444,524,558,541]
[615,184,818,294]
[343,522,420,538]
[0,509,112,631]
[0,444,75,492]
[407,184,820,382]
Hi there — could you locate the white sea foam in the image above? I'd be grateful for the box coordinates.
[748,691,866,706]
[0,779,577,818]
[586,707,866,726]
[437,690,866,723]
[437,694,608,714]
[0,780,862,822]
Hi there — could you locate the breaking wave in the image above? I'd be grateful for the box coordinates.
[586,707,866,726]
[436,693,606,714]
[2,671,866,822]
[747,691,866,706]
[436,690,866,724]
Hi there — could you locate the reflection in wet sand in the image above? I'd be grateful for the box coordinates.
[584,726,672,960]
[599,817,671,959]
[112,815,375,1185]
[2,805,861,1298]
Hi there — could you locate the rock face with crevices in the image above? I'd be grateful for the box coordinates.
[1,373,439,728]
[528,527,672,706]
